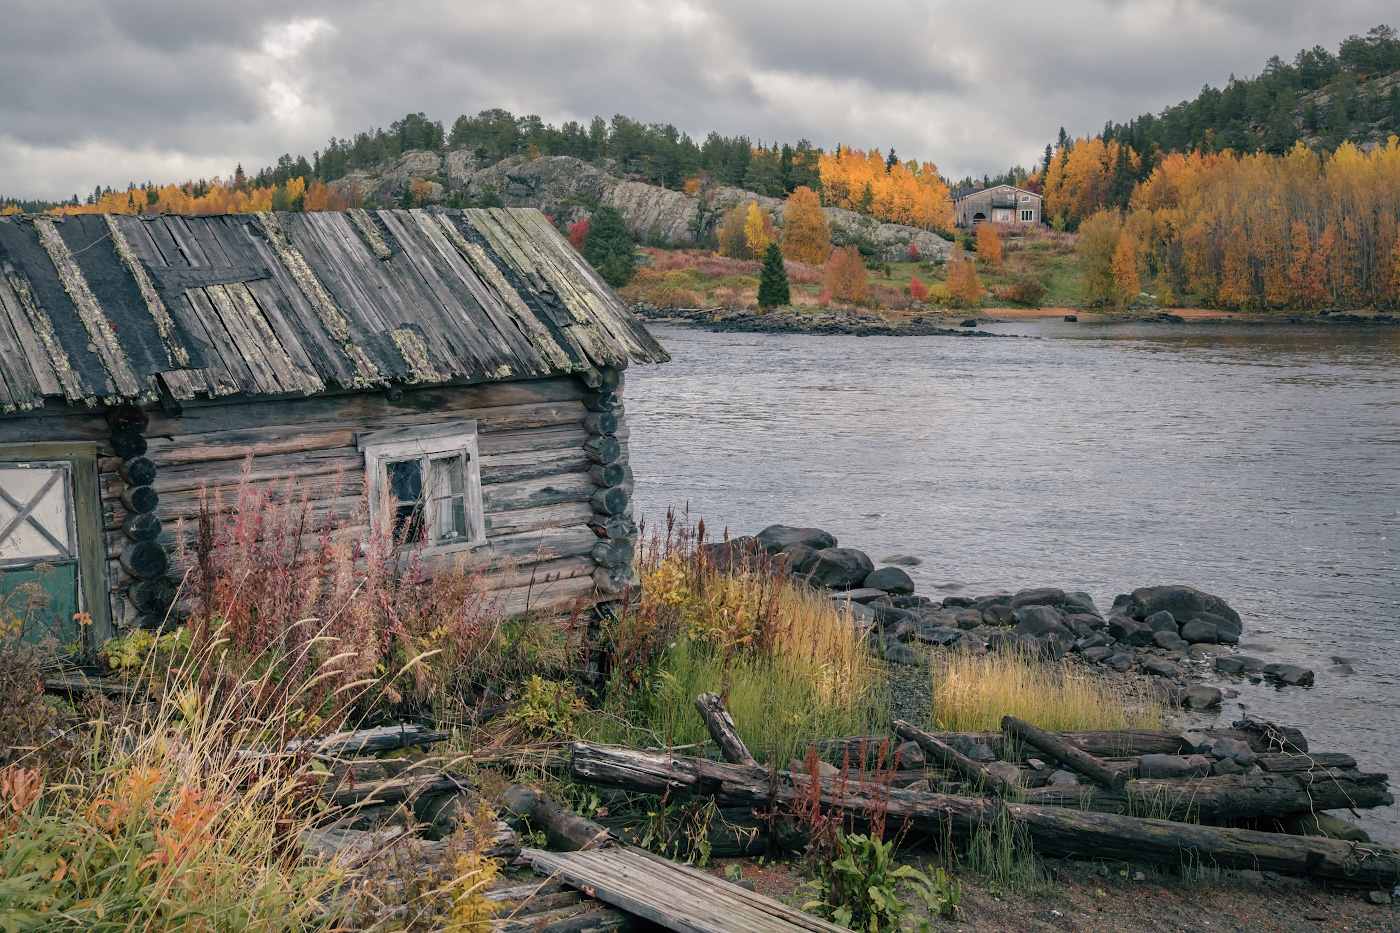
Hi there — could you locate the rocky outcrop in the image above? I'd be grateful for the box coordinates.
[354,151,952,260]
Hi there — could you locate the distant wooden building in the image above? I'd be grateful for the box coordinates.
[0,208,667,649]
[952,185,1042,227]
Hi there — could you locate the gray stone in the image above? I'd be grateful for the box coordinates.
[986,630,1024,653]
[1184,755,1213,776]
[887,618,918,643]
[864,566,915,595]
[891,595,934,609]
[828,588,888,604]
[1047,770,1079,786]
[1187,643,1231,660]
[1210,737,1257,767]
[952,736,997,762]
[880,554,922,567]
[1075,632,1111,652]
[1108,615,1155,647]
[757,524,837,554]
[955,608,987,629]
[807,547,875,589]
[700,536,759,571]
[1191,611,1241,644]
[1184,685,1223,709]
[1082,646,1115,663]
[1010,587,1066,609]
[1236,868,1264,886]
[981,604,1016,627]
[941,595,976,609]
[1153,630,1187,651]
[1122,585,1241,628]
[1105,653,1136,672]
[1179,618,1218,644]
[881,639,923,665]
[1062,591,1100,617]
[919,626,964,647]
[1144,610,1178,633]
[1180,732,1212,754]
[781,543,821,575]
[1236,655,1266,672]
[1036,633,1070,660]
[1141,657,1180,678]
[1365,890,1392,905]
[1066,612,1106,631]
[986,761,1023,786]
[1265,664,1315,686]
[1015,607,1072,640]
[1215,656,1245,674]
[1139,754,1192,779]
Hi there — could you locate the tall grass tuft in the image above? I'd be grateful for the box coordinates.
[586,512,886,763]
[930,648,1165,733]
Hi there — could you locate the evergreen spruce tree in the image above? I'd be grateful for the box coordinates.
[581,205,636,287]
[756,242,790,309]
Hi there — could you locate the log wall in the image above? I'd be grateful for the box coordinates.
[0,371,636,635]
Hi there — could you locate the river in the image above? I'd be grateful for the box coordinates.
[624,320,1400,843]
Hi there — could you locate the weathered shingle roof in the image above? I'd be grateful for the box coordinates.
[0,208,668,411]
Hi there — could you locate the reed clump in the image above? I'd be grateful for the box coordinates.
[930,648,1165,733]
[586,512,886,761]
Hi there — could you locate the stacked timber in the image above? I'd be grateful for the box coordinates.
[581,366,637,596]
[107,403,176,629]
[564,697,1400,887]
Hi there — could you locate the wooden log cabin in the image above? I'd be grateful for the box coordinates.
[0,208,668,649]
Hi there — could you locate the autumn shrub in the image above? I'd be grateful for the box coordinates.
[946,259,983,307]
[907,243,920,262]
[824,245,869,305]
[717,205,751,259]
[907,277,929,302]
[976,223,1003,265]
[567,218,589,249]
[175,467,509,729]
[781,186,832,265]
[585,514,885,761]
[991,278,1046,306]
[643,285,702,308]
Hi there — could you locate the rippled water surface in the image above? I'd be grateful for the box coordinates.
[625,321,1400,841]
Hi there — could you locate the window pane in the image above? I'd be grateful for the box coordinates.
[386,459,425,542]
[428,456,469,542]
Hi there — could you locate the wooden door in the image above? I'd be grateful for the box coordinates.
[0,461,82,644]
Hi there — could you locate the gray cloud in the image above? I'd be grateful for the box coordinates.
[1,0,1393,198]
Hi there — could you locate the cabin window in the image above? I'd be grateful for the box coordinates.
[1021,195,1030,202]
[1021,210,1035,222]
[359,421,486,555]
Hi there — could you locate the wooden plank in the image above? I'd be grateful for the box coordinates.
[224,283,323,395]
[1,269,93,403]
[0,273,62,400]
[483,473,594,513]
[106,216,198,373]
[181,288,258,396]
[202,284,283,396]
[528,847,848,933]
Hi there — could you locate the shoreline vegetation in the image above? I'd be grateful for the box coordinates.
[3,491,1395,930]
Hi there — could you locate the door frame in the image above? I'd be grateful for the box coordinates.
[0,442,111,650]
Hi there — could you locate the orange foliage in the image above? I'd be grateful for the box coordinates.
[781,186,831,265]
[1041,137,1142,230]
[976,223,1003,265]
[1112,234,1139,305]
[824,245,869,304]
[682,177,703,196]
[946,258,982,307]
[54,176,346,216]
[908,277,929,302]
[743,202,777,256]
[818,147,953,231]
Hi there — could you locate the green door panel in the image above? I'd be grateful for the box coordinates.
[0,562,80,646]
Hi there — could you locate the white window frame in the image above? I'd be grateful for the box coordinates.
[358,420,486,557]
[1021,195,1030,202]
[1021,210,1035,222]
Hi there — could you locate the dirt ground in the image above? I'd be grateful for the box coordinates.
[711,857,1400,933]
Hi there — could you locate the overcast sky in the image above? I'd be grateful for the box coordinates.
[1,1,1393,199]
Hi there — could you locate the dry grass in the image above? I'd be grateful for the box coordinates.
[930,649,1165,733]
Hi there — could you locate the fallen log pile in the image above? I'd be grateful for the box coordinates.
[563,694,1399,888]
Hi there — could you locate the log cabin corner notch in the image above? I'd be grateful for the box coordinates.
[0,208,668,648]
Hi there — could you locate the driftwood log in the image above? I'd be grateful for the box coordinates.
[694,692,757,766]
[502,786,617,851]
[568,742,1400,887]
[895,720,1017,796]
[1002,716,1129,790]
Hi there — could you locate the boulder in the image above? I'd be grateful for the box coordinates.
[941,595,976,609]
[880,554,922,567]
[986,630,1026,653]
[1152,630,1187,651]
[1139,754,1193,779]
[982,604,1016,627]
[757,524,837,554]
[1105,653,1136,672]
[780,543,821,575]
[1014,607,1072,640]
[1264,664,1315,686]
[881,639,923,666]
[807,548,874,589]
[972,593,1013,608]
[872,604,916,627]
[1187,643,1231,660]
[1010,587,1066,609]
[986,761,1024,786]
[1180,732,1213,754]
[1184,755,1213,777]
[1178,618,1218,644]
[1062,591,1101,617]
[1184,685,1223,709]
[952,736,997,763]
[864,566,915,595]
[1141,657,1180,678]
[1082,646,1115,663]
[919,626,964,647]
[1065,612,1106,631]
[1190,611,1241,644]
[1036,634,1070,660]
[954,608,987,630]
[887,617,918,643]
[1211,757,1243,776]
[1144,610,1178,633]
[1209,737,1257,768]
[1047,770,1079,787]
[700,536,759,572]
[829,588,891,604]
[891,595,934,609]
[1122,585,1241,627]
[1075,632,1111,652]
[1107,616,1154,647]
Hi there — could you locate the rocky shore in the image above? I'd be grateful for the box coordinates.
[634,302,1007,337]
[705,524,1319,713]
